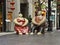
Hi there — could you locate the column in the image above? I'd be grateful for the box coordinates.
[28,0,33,17]
[14,0,20,17]
[10,0,20,31]
[47,0,52,31]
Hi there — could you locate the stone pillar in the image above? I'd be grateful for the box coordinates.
[28,0,33,17]
[28,0,38,18]
[10,0,20,31]
[6,0,20,31]
[14,0,20,17]
[6,0,12,31]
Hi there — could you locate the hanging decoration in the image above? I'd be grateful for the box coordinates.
[10,0,15,11]
[10,5,15,10]
[10,0,15,5]
[6,0,15,22]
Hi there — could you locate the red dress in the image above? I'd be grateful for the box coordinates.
[14,18,29,34]
[14,24,29,33]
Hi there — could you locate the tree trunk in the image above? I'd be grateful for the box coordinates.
[38,0,41,10]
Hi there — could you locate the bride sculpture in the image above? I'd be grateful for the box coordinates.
[14,13,29,35]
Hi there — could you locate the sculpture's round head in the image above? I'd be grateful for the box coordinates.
[18,13,23,17]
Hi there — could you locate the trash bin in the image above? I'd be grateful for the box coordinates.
[6,19,11,32]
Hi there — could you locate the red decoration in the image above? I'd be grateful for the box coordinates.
[9,0,15,10]
[10,5,15,10]
[10,7,15,10]
[10,2,15,5]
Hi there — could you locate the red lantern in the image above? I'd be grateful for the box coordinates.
[10,7,15,10]
[10,1,15,5]
[10,5,15,10]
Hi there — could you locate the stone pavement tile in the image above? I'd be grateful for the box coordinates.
[0,31,60,45]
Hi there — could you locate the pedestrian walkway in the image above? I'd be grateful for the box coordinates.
[0,30,56,36]
[0,32,15,36]
[0,30,60,45]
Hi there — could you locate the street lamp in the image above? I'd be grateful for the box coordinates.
[38,0,41,10]
[47,0,52,31]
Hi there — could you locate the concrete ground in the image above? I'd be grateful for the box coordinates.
[0,31,60,45]
[0,32,15,36]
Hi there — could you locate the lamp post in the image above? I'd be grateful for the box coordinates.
[38,0,41,10]
[47,0,52,31]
